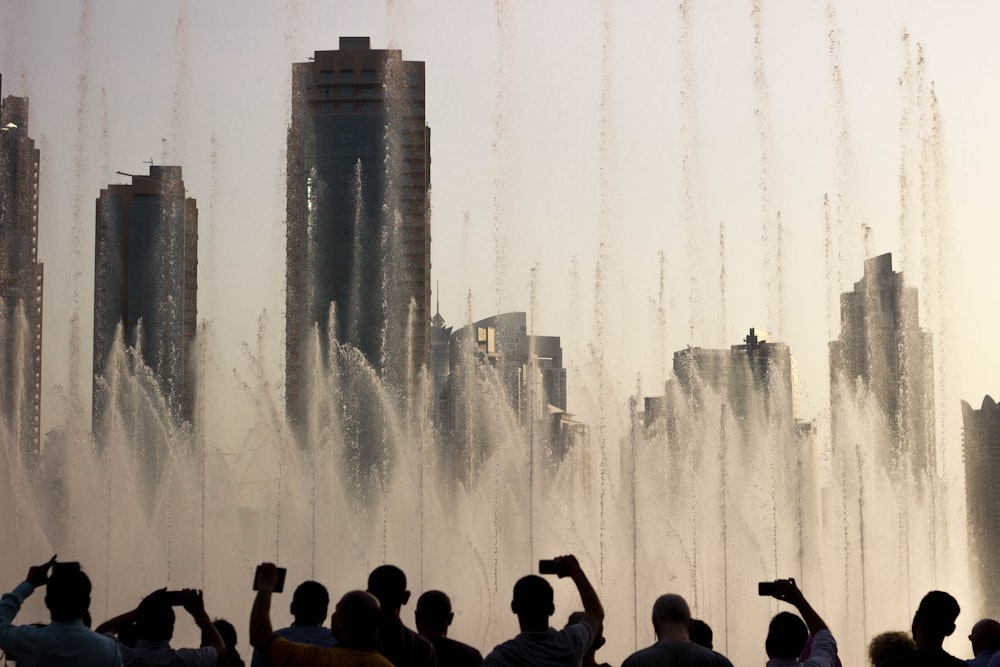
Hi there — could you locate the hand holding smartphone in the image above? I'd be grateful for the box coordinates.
[253,564,287,593]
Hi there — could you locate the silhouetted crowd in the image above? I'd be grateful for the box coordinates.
[1,554,998,667]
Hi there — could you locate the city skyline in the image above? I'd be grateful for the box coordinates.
[2,1,999,451]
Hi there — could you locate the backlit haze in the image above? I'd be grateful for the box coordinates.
[2,0,1000,648]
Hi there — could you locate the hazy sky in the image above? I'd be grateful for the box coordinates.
[3,0,1000,442]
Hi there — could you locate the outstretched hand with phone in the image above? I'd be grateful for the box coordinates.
[26,555,57,588]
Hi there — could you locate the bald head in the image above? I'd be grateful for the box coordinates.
[651,594,692,640]
[416,590,454,638]
[332,590,381,649]
[970,619,1000,656]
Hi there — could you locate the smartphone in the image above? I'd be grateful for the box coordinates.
[758,581,778,596]
[51,562,81,576]
[539,559,559,575]
[162,590,188,606]
[253,565,287,593]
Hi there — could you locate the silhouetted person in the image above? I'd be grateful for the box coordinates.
[869,631,916,667]
[250,580,336,667]
[215,619,246,667]
[250,562,394,667]
[690,620,713,651]
[483,554,603,667]
[0,556,121,666]
[415,590,483,667]
[368,564,436,667]
[884,591,965,667]
[763,579,837,667]
[566,612,609,667]
[97,588,226,666]
[968,620,1000,667]
[622,594,733,667]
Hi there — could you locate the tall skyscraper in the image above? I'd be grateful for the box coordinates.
[92,166,198,429]
[961,395,1000,613]
[285,37,431,431]
[829,253,934,480]
[0,76,43,458]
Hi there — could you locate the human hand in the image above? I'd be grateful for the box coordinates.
[182,589,207,617]
[26,555,57,588]
[255,563,279,593]
[772,578,806,606]
[554,555,581,578]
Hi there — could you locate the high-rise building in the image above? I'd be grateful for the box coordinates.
[92,166,198,429]
[670,327,796,425]
[285,37,431,430]
[961,395,1000,613]
[0,76,43,459]
[829,253,934,479]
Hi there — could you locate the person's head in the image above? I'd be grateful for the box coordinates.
[291,581,330,626]
[969,619,1000,656]
[912,591,960,647]
[331,590,381,649]
[44,567,92,622]
[134,593,176,642]
[868,631,916,667]
[766,611,809,659]
[651,594,692,640]
[415,590,453,638]
[367,565,410,614]
[511,575,554,631]
[690,619,713,649]
[213,619,239,651]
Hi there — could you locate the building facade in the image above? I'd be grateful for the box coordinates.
[961,395,1000,613]
[92,166,198,429]
[285,37,431,431]
[829,253,935,480]
[0,77,43,459]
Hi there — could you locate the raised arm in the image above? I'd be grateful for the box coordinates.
[773,579,827,635]
[249,563,278,649]
[182,589,226,662]
[556,555,604,639]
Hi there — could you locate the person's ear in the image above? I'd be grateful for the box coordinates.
[946,623,956,637]
[447,612,454,626]
[403,591,411,606]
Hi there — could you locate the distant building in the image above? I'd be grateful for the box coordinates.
[670,327,796,426]
[0,77,43,459]
[443,312,583,462]
[285,37,431,432]
[961,395,1000,613]
[92,166,198,429]
[829,253,934,479]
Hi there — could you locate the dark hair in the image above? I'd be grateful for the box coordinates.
[914,591,960,643]
[291,581,330,625]
[766,612,808,659]
[44,568,91,621]
[368,565,407,608]
[135,596,176,642]
[691,619,714,649]
[512,575,553,614]
[868,631,915,666]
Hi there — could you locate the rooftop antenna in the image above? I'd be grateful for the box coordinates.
[143,157,154,166]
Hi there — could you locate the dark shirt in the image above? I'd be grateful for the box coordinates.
[884,649,968,667]
[427,636,483,667]
[376,614,436,667]
[623,641,734,667]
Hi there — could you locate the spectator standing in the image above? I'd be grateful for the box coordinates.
[482,554,603,667]
[415,590,483,667]
[621,594,733,667]
[250,581,336,667]
[0,556,121,666]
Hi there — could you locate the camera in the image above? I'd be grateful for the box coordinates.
[539,559,559,575]
[758,581,779,596]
